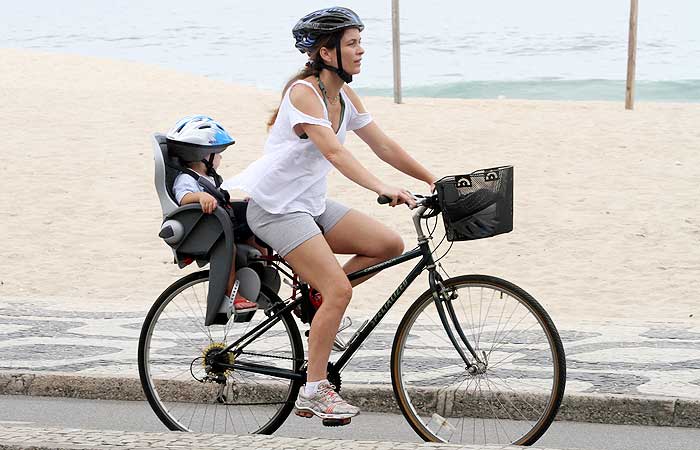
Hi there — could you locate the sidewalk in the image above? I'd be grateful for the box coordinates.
[1,297,699,428]
[0,425,550,450]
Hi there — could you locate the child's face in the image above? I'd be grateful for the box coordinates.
[212,153,222,170]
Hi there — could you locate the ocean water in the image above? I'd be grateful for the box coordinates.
[2,0,699,101]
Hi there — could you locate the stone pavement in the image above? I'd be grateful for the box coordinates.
[0,425,546,450]
[1,297,700,427]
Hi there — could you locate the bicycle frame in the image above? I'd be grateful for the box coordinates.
[216,203,481,381]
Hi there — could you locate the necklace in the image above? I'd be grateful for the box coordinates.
[316,75,340,106]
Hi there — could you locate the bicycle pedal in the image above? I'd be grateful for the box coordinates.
[322,417,351,427]
[295,410,314,419]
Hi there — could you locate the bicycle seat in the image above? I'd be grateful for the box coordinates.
[153,133,180,217]
[152,133,263,326]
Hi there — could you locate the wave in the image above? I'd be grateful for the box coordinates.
[357,79,700,102]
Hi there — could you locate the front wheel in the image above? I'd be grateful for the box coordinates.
[391,274,565,446]
[138,270,304,435]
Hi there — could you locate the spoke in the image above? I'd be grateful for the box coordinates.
[486,308,533,355]
[483,375,541,422]
[170,295,212,343]
[212,400,218,433]
[200,401,209,432]
[487,291,511,357]
[467,286,479,354]
[478,377,505,443]
[487,348,530,370]
[486,369,553,397]
[194,282,208,326]
[187,401,199,430]
[488,371,554,393]
[415,304,455,347]
[481,374,515,443]
[476,288,497,350]
[159,310,208,351]
[487,318,541,359]
[457,285,475,347]
[151,364,196,383]
[225,402,237,434]
[492,302,539,356]
[404,344,457,368]
[476,378,488,444]
[237,393,252,432]
[184,282,211,334]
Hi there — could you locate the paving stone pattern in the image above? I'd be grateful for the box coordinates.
[0,425,549,450]
[1,298,699,401]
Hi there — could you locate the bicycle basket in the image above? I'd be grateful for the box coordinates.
[435,166,513,241]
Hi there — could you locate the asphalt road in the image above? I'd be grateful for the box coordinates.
[1,395,699,450]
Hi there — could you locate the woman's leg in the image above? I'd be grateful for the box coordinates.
[323,209,405,286]
[283,234,353,382]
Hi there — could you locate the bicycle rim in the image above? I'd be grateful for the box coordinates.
[391,275,565,446]
[138,271,303,434]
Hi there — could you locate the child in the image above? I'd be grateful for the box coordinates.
[168,115,258,315]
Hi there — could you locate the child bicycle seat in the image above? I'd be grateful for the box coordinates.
[152,133,267,326]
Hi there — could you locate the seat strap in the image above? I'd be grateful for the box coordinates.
[164,158,231,204]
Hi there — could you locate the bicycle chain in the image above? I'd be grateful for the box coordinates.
[238,350,305,363]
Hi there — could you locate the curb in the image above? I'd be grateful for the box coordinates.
[1,372,698,428]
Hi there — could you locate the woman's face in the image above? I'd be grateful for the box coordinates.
[322,28,364,75]
[341,28,364,75]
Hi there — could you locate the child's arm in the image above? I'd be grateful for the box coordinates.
[181,192,218,214]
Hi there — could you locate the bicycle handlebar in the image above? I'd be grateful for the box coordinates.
[376,193,436,209]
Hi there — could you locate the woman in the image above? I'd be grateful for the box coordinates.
[224,7,436,421]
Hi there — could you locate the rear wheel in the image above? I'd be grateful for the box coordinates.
[138,270,304,434]
[391,274,566,446]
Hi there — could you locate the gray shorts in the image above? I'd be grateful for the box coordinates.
[246,199,351,257]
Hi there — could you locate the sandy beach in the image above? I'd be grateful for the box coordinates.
[1,48,698,327]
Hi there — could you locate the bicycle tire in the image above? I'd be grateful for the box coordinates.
[391,274,565,446]
[138,270,304,434]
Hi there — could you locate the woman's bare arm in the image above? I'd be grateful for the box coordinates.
[291,84,414,206]
[343,86,436,188]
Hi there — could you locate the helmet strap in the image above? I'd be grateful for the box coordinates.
[201,154,223,187]
[318,33,353,83]
[334,34,353,83]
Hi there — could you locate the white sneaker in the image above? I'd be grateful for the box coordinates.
[294,381,360,419]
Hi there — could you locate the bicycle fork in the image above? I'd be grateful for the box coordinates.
[428,269,486,374]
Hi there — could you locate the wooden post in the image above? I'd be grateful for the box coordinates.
[625,0,638,110]
[392,0,402,104]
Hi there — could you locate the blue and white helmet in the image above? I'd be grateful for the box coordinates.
[166,115,235,162]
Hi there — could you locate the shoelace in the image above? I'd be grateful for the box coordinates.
[318,385,343,403]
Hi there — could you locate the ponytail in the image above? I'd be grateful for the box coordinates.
[267,33,339,130]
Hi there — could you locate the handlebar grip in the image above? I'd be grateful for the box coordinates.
[377,195,392,205]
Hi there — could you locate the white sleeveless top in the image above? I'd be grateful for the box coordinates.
[222,80,373,215]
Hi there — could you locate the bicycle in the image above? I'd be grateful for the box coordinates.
[138,165,566,446]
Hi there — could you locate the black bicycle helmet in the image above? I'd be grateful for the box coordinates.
[292,6,364,83]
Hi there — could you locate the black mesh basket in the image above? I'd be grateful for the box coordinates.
[435,166,513,241]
